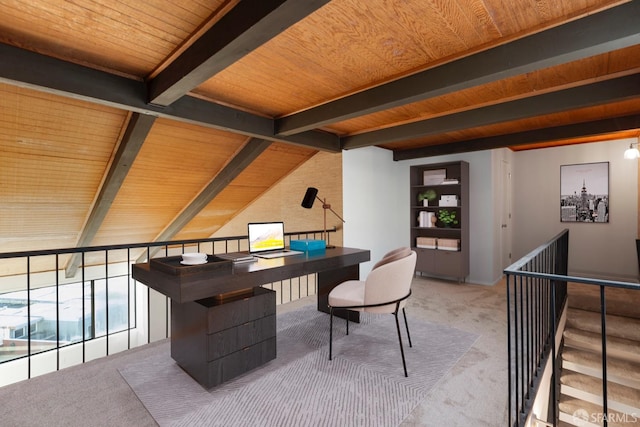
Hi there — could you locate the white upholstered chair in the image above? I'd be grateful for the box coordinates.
[328,248,417,376]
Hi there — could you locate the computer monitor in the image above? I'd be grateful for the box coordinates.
[248,222,286,254]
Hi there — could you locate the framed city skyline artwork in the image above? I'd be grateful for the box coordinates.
[560,161,609,223]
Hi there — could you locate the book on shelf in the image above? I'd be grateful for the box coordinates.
[437,238,460,251]
[441,178,459,185]
[416,237,437,249]
[418,211,435,227]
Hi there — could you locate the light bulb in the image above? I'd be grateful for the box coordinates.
[624,144,640,160]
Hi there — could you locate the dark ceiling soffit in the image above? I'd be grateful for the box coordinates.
[138,138,272,262]
[275,1,640,136]
[149,0,331,106]
[393,114,640,160]
[65,113,157,277]
[341,73,640,150]
[0,43,340,152]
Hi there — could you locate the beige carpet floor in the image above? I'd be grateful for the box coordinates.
[0,276,508,426]
[120,307,478,426]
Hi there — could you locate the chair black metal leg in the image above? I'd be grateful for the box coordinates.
[329,307,333,360]
[394,312,408,377]
[402,307,412,348]
[346,310,349,335]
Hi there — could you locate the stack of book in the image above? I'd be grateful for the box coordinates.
[441,178,459,185]
[417,237,437,249]
[418,211,435,227]
[437,238,460,251]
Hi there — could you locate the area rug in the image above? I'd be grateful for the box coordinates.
[120,306,478,426]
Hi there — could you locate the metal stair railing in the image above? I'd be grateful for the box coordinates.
[506,229,640,427]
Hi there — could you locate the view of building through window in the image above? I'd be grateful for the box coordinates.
[0,276,132,363]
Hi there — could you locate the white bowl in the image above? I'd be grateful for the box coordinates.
[182,252,207,262]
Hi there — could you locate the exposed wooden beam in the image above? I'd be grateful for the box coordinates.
[166,95,339,151]
[149,0,331,106]
[341,74,640,150]
[136,138,272,263]
[65,113,156,278]
[0,43,340,152]
[276,1,640,136]
[393,115,640,160]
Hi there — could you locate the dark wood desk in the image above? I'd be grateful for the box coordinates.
[132,247,370,388]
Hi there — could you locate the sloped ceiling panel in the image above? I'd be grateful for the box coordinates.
[174,143,317,240]
[89,118,248,247]
[0,84,128,253]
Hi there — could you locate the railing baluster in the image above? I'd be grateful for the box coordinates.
[507,274,513,426]
[600,285,609,426]
[105,249,109,356]
[146,246,151,344]
[81,252,86,363]
[56,253,60,371]
[128,247,132,351]
[27,256,31,380]
[515,275,521,425]
[550,279,558,424]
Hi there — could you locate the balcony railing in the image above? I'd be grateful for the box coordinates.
[505,229,640,427]
[0,228,333,387]
[505,229,569,427]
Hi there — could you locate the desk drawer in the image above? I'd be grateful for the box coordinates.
[206,336,277,386]
[197,286,275,334]
[208,314,276,360]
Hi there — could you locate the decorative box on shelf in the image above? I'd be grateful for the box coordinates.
[423,169,446,185]
[290,239,326,252]
[416,237,437,249]
[437,238,460,251]
[438,195,458,207]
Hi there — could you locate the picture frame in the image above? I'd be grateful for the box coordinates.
[560,161,609,223]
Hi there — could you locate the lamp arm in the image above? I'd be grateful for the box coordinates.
[326,206,346,223]
[315,195,346,223]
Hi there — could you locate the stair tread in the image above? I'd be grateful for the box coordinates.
[566,307,640,342]
[561,371,640,410]
[562,347,640,386]
[560,396,640,426]
[564,327,640,364]
[559,285,640,426]
[568,283,640,319]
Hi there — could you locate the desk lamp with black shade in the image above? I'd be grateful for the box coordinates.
[301,187,345,248]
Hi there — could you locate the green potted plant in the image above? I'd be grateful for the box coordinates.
[437,209,458,227]
[417,189,437,206]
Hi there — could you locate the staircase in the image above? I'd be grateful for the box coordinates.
[558,283,640,426]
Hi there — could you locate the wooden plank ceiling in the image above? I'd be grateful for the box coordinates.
[1,0,639,274]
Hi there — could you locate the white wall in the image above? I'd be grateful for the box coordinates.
[343,146,501,284]
[512,138,638,281]
[343,147,406,276]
